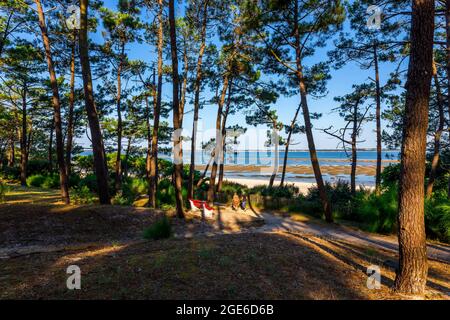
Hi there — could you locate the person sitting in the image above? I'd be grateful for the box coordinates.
[232,193,240,211]
[240,194,247,212]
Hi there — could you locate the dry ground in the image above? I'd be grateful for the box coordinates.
[0,185,449,300]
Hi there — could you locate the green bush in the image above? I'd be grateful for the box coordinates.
[381,164,401,187]
[425,192,450,243]
[27,159,52,176]
[42,174,60,189]
[112,191,133,206]
[79,174,98,193]
[156,178,188,206]
[353,186,398,234]
[0,166,20,180]
[249,184,299,199]
[220,181,248,195]
[0,181,7,203]
[143,216,172,240]
[26,174,46,187]
[71,186,96,204]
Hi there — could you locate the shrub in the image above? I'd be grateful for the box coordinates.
[249,184,299,199]
[156,178,188,206]
[27,159,52,176]
[79,174,98,193]
[143,216,172,240]
[42,174,60,189]
[112,191,133,206]
[381,164,400,187]
[353,186,398,234]
[0,166,20,180]
[0,181,7,203]
[26,174,46,187]
[220,181,248,195]
[425,192,450,243]
[71,186,96,204]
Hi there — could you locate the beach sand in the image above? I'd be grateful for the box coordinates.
[224,177,317,194]
[195,164,384,176]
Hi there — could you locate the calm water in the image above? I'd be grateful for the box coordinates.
[80,150,399,185]
[159,150,400,167]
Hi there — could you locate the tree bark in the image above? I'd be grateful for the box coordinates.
[217,80,233,192]
[280,103,301,187]
[79,0,110,204]
[207,75,229,203]
[20,87,27,186]
[374,43,382,194]
[426,60,445,197]
[35,0,70,203]
[123,137,132,178]
[293,0,332,222]
[114,43,125,193]
[445,0,450,198]
[394,0,434,295]
[66,32,76,177]
[169,0,185,218]
[188,0,209,200]
[351,102,358,195]
[8,137,14,167]
[149,0,164,208]
[48,120,53,172]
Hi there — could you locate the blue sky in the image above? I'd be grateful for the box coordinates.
[84,1,402,151]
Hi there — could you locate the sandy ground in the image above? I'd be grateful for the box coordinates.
[224,177,316,193]
[195,164,386,176]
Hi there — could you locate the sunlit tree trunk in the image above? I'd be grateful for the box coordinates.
[207,75,229,203]
[8,137,15,167]
[35,0,70,203]
[374,43,382,194]
[48,120,53,172]
[114,43,125,193]
[169,0,185,218]
[217,80,233,193]
[280,104,301,187]
[426,60,445,197]
[66,32,76,177]
[79,0,110,204]
[351,103,358,195]
[293,0,332,222]
[149,0,164,208]
[20,87,27,186]
[394,0,434,295]
[445,0,450,199]
[188,0,209,200]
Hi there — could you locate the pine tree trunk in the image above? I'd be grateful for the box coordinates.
[207,75,229,203]
[149,0,164,208]
[426,60,444,197]
[8,137,14,167]
[293,0,332,222]
[394,0,434,295]
[280,104,301,187]
[374,43,382,194]
[351,102,358,195]
[48,121,53,172]
[188,0,209,200]
[217,80,233,193]
[35,0,70,203]
[115,44,125,193]
[123,137,131,179]
[20,88,27,186]
[445,0,450,199]
[66,33,76,177]
[169,0,185,218]
[79,0,110,204]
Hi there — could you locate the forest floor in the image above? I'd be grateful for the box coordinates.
[0,185,449,300]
